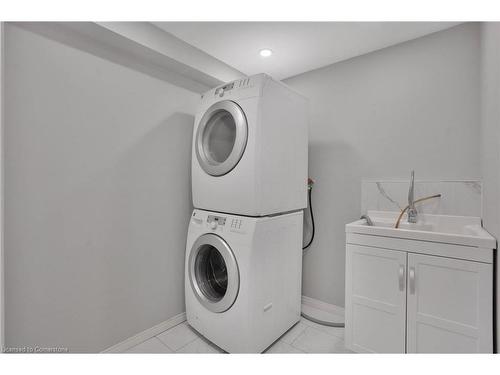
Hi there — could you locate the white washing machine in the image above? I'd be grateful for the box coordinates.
[192,73,308,216]
[185,208,303,353]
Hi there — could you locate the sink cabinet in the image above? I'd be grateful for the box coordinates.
[406,253,492,353]
[345,245,407,353]
[345,241,493,353]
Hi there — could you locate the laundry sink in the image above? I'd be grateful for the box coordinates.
[345,210,496,354]
[372,220,434,232]
[347,210,496,249]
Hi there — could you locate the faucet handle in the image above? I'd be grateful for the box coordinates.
[408,170,415,206]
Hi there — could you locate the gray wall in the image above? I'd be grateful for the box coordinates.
[285,23,481,307]
[1,23,4,348]
[480,22,500,349]
[3,25,198,352]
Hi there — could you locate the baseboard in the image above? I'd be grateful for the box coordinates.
[301,295,345,317]
[102,312,187,353]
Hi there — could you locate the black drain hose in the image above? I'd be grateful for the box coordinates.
[302,184,315,250]
[301,180,345,327]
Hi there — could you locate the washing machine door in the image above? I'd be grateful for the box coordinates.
[195,100,248,176]
[189,233,240,313]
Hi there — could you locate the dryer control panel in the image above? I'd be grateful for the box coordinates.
[212,77,252,98]
[200,73,267,102]
[214,82,234,97]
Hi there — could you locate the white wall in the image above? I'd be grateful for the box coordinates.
[480,22,500,350]
[1,22,5,349]
[285,23,481,307]
[3,25,198,352]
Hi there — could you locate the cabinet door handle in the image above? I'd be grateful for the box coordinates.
[398,265,405,291]
[409,267,416,295]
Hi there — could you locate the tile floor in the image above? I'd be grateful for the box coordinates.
[124,307,353,354]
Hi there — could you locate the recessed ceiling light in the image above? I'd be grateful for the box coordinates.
[259,49,273,57]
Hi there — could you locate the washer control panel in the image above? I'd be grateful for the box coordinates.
[191,211,247,233]
[207,215,226,226]
[230,218,243,230]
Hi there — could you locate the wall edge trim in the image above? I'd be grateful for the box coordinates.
[101,312,187,353]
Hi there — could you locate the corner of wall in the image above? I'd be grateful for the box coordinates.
[1,21,5,349]
[479,21,500,353]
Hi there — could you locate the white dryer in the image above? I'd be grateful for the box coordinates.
[192,73,308,216]
[185,208,303,353]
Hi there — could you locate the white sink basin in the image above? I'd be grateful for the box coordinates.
[373,220,434,232]
[347,211,496,248]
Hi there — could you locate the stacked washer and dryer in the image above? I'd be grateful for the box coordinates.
[185,73,308,353]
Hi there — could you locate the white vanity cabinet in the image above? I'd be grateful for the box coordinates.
[345,244,407,353]
[406,253,492,353]
[345,212,495,354]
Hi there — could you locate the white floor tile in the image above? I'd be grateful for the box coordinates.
[300,317,345,339]
[280,322,308,344]
[176,337,224,353]
[156,322,199,351]
[120,313,353,354]
[125,337,173,353]
[291,327,353,353]
[265,340,304,354]
[301,304,343,318]
[301,304,345,332]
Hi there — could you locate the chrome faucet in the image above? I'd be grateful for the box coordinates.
[407,170,417,223]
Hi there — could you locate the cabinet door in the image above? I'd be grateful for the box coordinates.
[345,244,407,353]
[406,253,493,353]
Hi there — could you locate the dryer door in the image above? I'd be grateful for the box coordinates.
[189,233,240,313]
[195,101,248,176]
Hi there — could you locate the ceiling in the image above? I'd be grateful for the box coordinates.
[153,22,461,80]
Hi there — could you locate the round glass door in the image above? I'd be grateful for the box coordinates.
[195,101,248,176]
[189,234,239,313]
